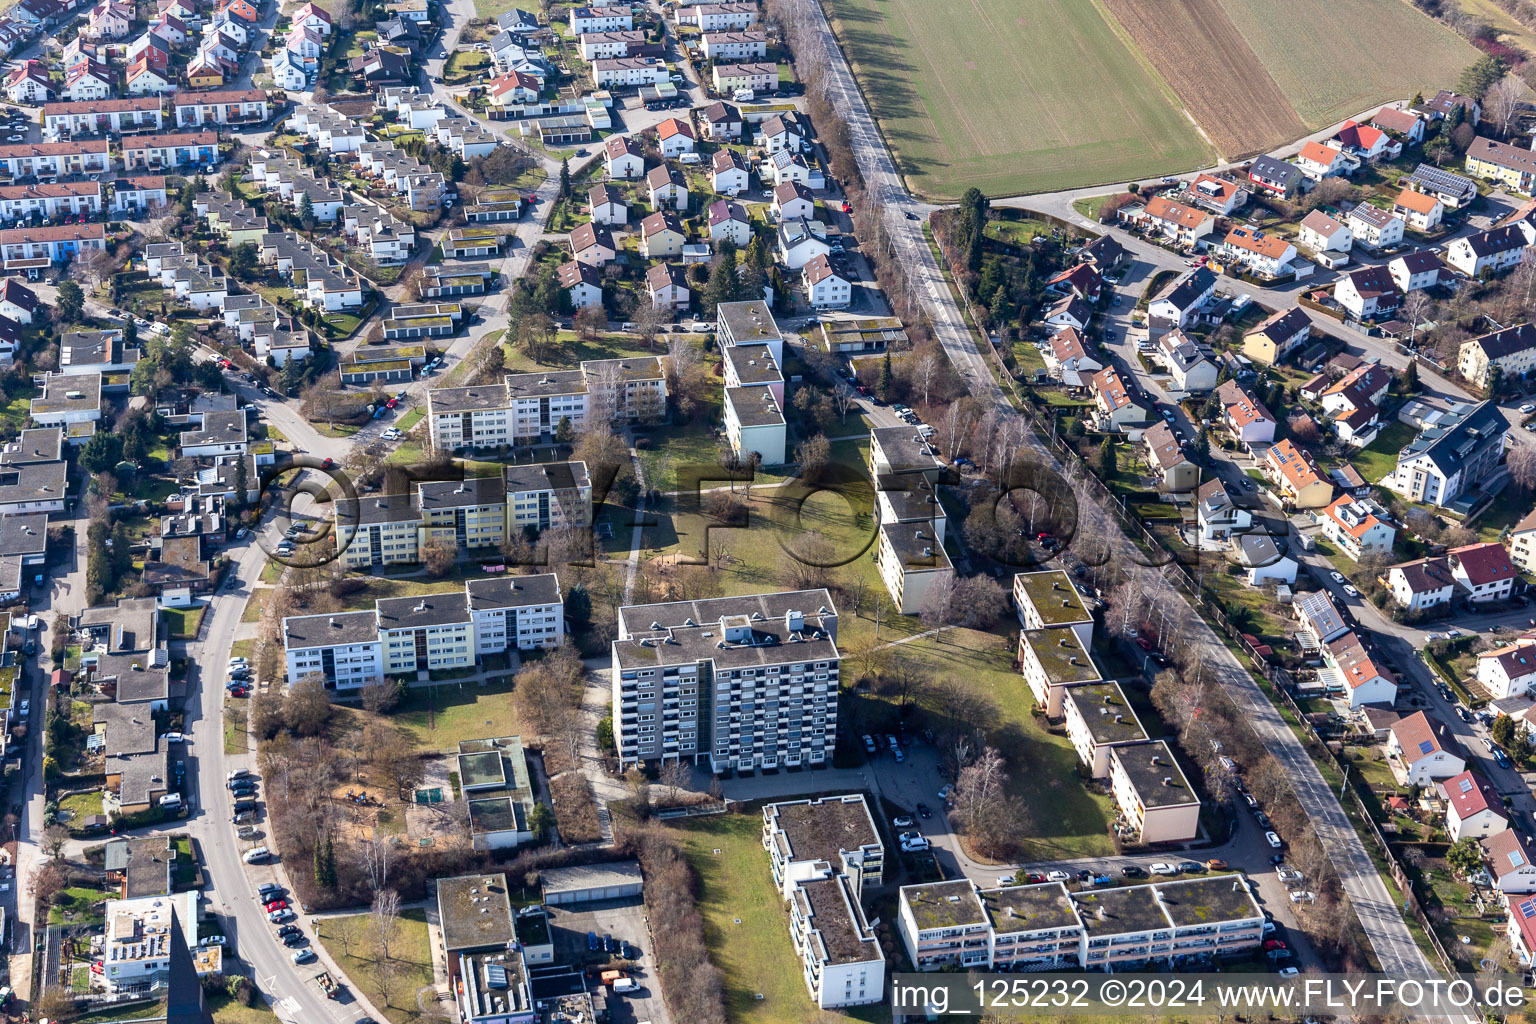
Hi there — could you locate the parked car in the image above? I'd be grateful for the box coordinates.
[1044,870,1070,882]
[1177,861,1204,873]
[900,837,930,852]
[892,815,913,828]
[1149,862,1177,875]
[915,802,932,818]
[1289,891,1315,903]
[1121,865,1146,878]
[1265,831,1283,848]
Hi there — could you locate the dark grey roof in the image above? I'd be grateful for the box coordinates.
[417,476,505,511]
[717,299,780,345]
[504,369,586,399]
[1470,323,1536,360]
[1111,740,1198,809]
[1,427,62,465]
[1409,162,1476,197]
[117,749,169,806]
[347,492,419,526]
[375,592,471,630]
[282,610,379,649]
[1401,400,1506,478]
[1464,225,1528,257]
[1394,249,1443,275]
[98,650,170,704]
[871,425,943,472]
[1159,267,1216,311]
[618,589,837,638]
[503,459,591,494]
[465,573,562,610]
[725,385,783,426]
[1249,154,1299,183]
[0,512,46,557]
[95,700,157,758]
[437,873,516,952]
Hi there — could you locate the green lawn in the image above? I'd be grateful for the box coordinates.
[1347,421,1417,483]
[393,677,521,753]
[60,790,102,826]
[824,0,1211,199]
[502,330,665,374]
[672,812,889,1024]
[225,697,248,755]
[1478,482,1534,542]
[313,909,433,1024]
[208,991,282,1024]
[75,998,168,1023]
[241,589,269,624]
[163,604,206,639]
[473,0,536,17]
[395,407,425,433]
[636,417,729,493]
[50,884,112,927]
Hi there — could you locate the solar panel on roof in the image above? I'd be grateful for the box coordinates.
[1511,851,1526,868]
[1419,740,1435,754]
[1460,778,1474,793]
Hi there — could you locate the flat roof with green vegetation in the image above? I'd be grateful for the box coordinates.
[1021,627,1099,685]
[1072,884,1167,936]
[1113,740,1197,809]
[902,880,984,930]
[1155,876,1262,927]
[1015,570,1091,625]
[1065,682,1148,745]
[981,882,1080,934]
[456,749,506,789]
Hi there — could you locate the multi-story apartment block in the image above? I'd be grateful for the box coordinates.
[762,797,887,1008]
[1062,681,1149,779]
[612,591,839,772]
[1012,570,1093,645]
[1459,322,1536,388]
[899,875,1262,973]
[717,298,785,361]
[1018,627,1100,718]
[428,361,667,450]
[1508,507,1536,575]
[1381,400,1506,508]
[0,139,111,178]
[283,574,565,688]
[334,463,592,568]
[1108,739,1200,844]
[43,96,164,137]
[763,795,883,899]
[723,384,786,467]
[102,893,205,994]
[875,519,950,615]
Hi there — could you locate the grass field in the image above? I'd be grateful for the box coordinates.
[672,813,889,1024]
[392,677,521,752]
[1218,0,1477,128]
[314,909,433,1024]
[825,0,1213,199]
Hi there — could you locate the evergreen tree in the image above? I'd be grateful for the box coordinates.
[79,433,123,474]
[314,840,326,887]
[1066,416,1085,440]
[1401,360,1419,393]
[1192,426,1210,462]
[296,191,315,229]
[704,239,740,311]
[554,415,574,444]
[56,281,83,324]
[110,521,131,581]
[123,425,147,463]
[1096,436,1116,478]
[559,157,571,198]
[877,350,894,401]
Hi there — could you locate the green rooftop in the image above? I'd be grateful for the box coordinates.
[903,880,984,930]
[1065,681,1148,745]
[457,749,506,790]
[1154,876,1262,928]
[981,883,1080,934]
[1112,740,1198,809]
[1021,627,1100,685]
[1072,885,1167,936]
[1014,570,1091,625]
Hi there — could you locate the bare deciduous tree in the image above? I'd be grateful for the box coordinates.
[371,887,401,962]
[1486,73,1531,138]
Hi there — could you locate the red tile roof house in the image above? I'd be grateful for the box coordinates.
[1118,194,1213,248]
[1329,119,1400,162]
[1476,636,1536,700]
[1045,262,1101,303]
[1448,541,1520,605]
[1385,709,1465,786]
[1438,769,1508,841]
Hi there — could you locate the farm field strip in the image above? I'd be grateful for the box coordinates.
[1217,0,1477,128]
[824,0,1213,199]
[1098,0,1307,158]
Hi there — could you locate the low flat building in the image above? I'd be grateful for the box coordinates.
[1012,570,1092,645]
[1018,627,1100,718]
[1062,680,1148,778]
[1108,740,1199,844]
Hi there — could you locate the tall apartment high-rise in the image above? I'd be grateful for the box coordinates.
[612,590,839,772]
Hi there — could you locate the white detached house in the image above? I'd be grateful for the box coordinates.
[1439,769,1508,841]
[1386,711,1465,787]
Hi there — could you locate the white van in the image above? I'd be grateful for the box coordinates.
[158,793,183,809]
[732,88,754,102]
[612,978,639,994]
[243,847,270,863]
[677,152,701,165]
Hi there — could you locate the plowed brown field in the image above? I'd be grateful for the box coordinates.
[1099,0,1307,159]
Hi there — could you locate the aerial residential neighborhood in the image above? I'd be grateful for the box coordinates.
[3,0,1536,1022]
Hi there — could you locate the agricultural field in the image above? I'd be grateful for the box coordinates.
[824,0,1213,199]
[1098,0,1306,158]
[1218,0,1477,128]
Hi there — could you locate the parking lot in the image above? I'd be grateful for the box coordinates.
[544,897,670,1024]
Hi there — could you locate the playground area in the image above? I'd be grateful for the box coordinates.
[326,757,469,851]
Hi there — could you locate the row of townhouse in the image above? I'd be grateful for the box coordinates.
[899,874,1263,973]
[147,236,311,366]
[612,590,840,773]
[40,89,267,138]
[259,231,363,311]
[285,103,448,212]
[426,360,668,450]
[283,574,566,689]
[334,462,592,570]
[0,133,215,180]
